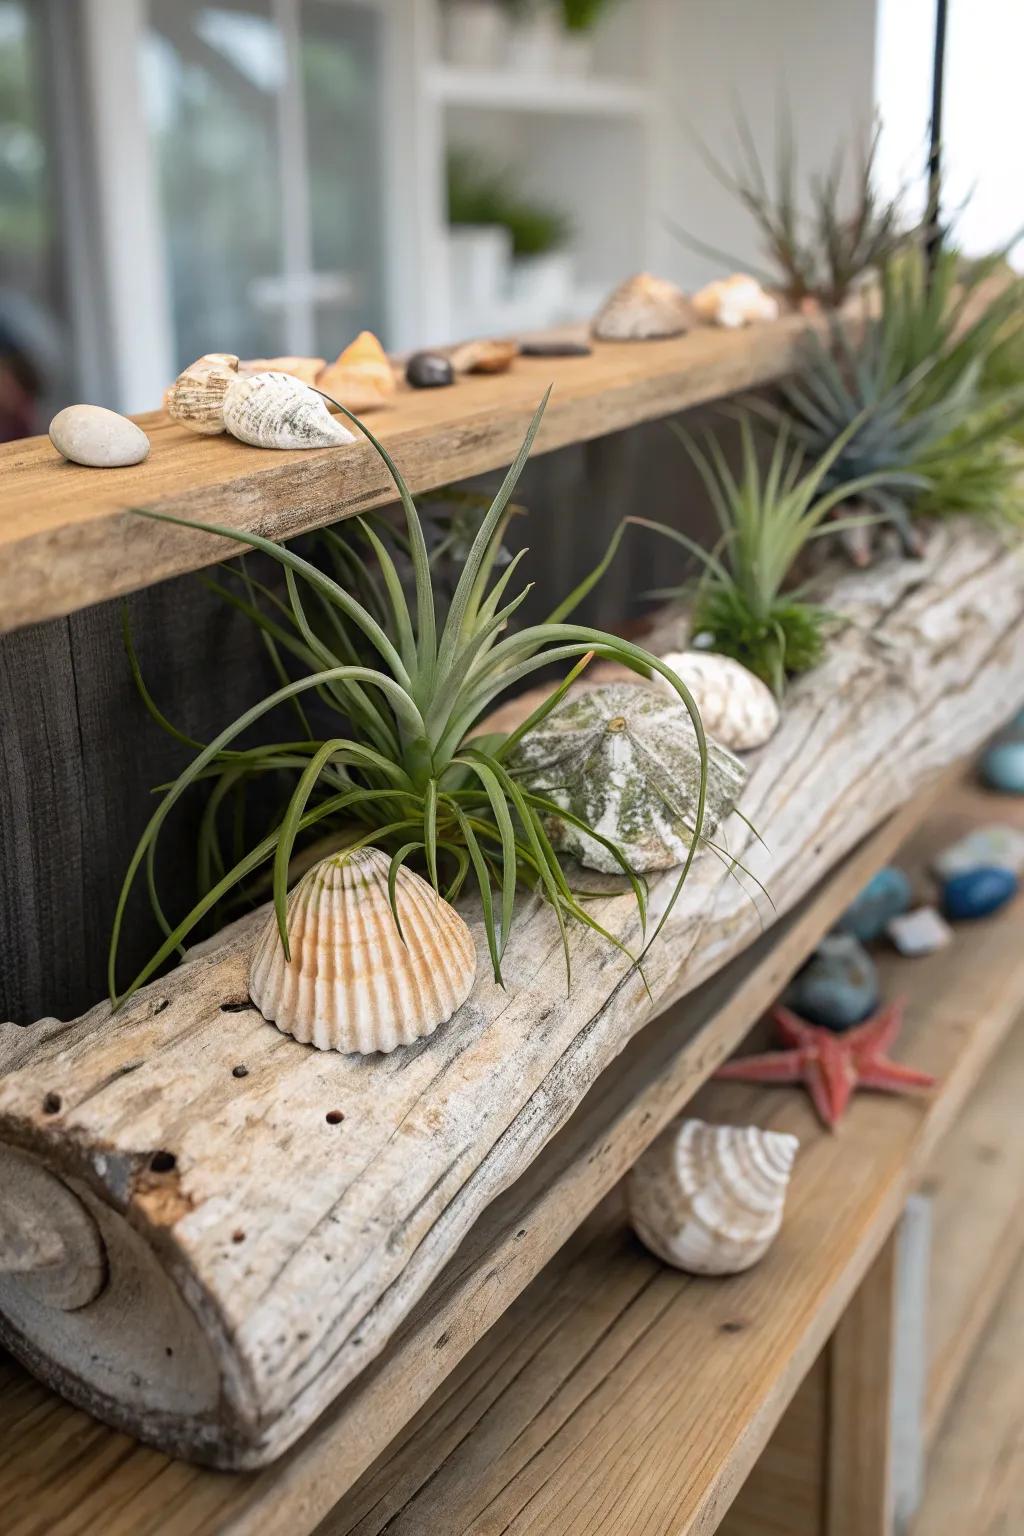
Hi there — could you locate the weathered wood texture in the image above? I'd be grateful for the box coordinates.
[0,310,848,634]
[826,1236,898,1536]
[1,782,1023,1536]
[921,1014,1024,1449]
[912,1261,1024,1536]
[1,524,1023,1475]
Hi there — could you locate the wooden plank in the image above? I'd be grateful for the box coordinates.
[826,1235,898,1536]
[718,1354,828,1536]
[0,310,848,633]
[921,1016,1024,1449]
[309,821,1024,1536]
[911,1263,1024,1536]
[1,522,1023,1476]
[3,774,1023,1536]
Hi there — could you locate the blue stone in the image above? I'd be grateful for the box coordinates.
[785,934,880,1032]
[942,865,1018,921]
[981,741,1024,795]
[837,866,912,943]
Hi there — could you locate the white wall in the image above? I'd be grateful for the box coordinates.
[652,0,882,288]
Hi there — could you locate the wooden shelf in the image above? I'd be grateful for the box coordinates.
[911,1260,1024,1535]
[0,311,843,634]
[316,796,1024,1536]
[2,776,1023,1536]
[921,1017,1024,1449]
[428,65,651,117]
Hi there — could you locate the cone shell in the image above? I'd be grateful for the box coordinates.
[166,353,240,434]
[248,848,477,1054]
[222,371,355,450]
[692,274,780,329]
[627,1118,799,1275]
[510,682,746,874]
[240,355,326,387]
[318,331,397,412]
[591,273,696,341]
[651,651,780,751]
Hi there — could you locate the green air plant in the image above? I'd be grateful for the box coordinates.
[632,414,888,697]
[673,113,911,310]
[109,393,710,1009]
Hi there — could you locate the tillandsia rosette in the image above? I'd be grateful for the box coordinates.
[509,683,747,875]
[110,391,715,1009]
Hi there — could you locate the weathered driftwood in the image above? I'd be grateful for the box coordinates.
[1,521,1023,1469]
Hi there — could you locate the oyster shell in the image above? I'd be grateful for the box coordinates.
[222,371,355,450]
[692,273,780,329]
[591,273,696,341]
[628,1118,799,1275]
[249,848,477,1054]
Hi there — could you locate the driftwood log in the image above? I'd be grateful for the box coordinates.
[1,521,1023,1468]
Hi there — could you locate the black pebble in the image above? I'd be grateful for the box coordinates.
[519,340,592,358]
[406,352,454,388]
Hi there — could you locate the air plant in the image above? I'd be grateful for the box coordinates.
[109,393,710,1009]
[673,113,911,309]
[633,414,888,697]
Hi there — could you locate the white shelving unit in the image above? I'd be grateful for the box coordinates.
[389,0,667,350]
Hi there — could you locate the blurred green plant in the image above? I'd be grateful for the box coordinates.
[447,149,572,257]
[561,0,614,30]
[111,394,711,1009]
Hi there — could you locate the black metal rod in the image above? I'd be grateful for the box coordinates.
[925,0,949,268]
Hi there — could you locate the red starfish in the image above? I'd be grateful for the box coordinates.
[714,1000,936,1131]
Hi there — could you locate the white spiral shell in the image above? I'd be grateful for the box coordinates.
[651,652,780,751]
[248,848,477,1054]
[222,371,355,450]
[627,1118,799,1275]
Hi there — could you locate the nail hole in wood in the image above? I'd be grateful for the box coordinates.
[152,998,169,1015]
[42,1091,62,1115]
[165,1347,174,1357]
[232,1064,249,1078]
[232,1230,246,1244]
[150,1150,177,1174]
[220,1001,253,1013]
[720,1320,746,1335]
[325,1109,344,1125]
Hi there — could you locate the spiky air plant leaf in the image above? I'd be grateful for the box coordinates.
[632,413,889,696]
[110,394,711,1009]
[671,112,912,309]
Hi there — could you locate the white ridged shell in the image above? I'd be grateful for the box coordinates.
[166,353,240,434]
[692,274,780,329]
[248,848,477,1054]
[222,371,355,450]
[651,651,780,750]
[591,272,695,341]
[627,1118,799,1275]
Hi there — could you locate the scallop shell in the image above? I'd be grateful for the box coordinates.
[248,848,477,1054]
[449,338,518,375]
[240,355,326,387]
[166,353,240,434]
[627,1118,799,1275]
[222,371,355,450]
[318,331,396,412]
[510,682,746,874]
[692,274,780,329]
[591,273,696,341]
[651,652,780,751]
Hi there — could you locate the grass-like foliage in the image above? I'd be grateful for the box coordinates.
[673,114,911,309]
[633,414,887,697]
[109,393,710,1008]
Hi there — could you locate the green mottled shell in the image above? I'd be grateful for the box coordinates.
[510,683,746,874]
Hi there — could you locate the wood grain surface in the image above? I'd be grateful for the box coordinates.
[1,523,1023,1477]
[0,310,848,633]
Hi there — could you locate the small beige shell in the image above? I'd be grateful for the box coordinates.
[240,355,326,387]
[592,273,696,341]
[222,371,355,450]
[318,331,397,412]
[652,651,780,750]
[248,848,477,1054]
[166,353,240,434]
[692,274,780,329]
[449,338,518,375]
[627,1118,799,1275]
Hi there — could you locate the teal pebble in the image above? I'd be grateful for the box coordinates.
[785,934,880,1033]
[837,865,912,943]
[982,740,1024,794]
[942,865,1017,921]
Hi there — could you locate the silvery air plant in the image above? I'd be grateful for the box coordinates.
[111,392,746,1054]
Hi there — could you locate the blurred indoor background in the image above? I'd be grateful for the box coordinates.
[1,0,1021,432]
